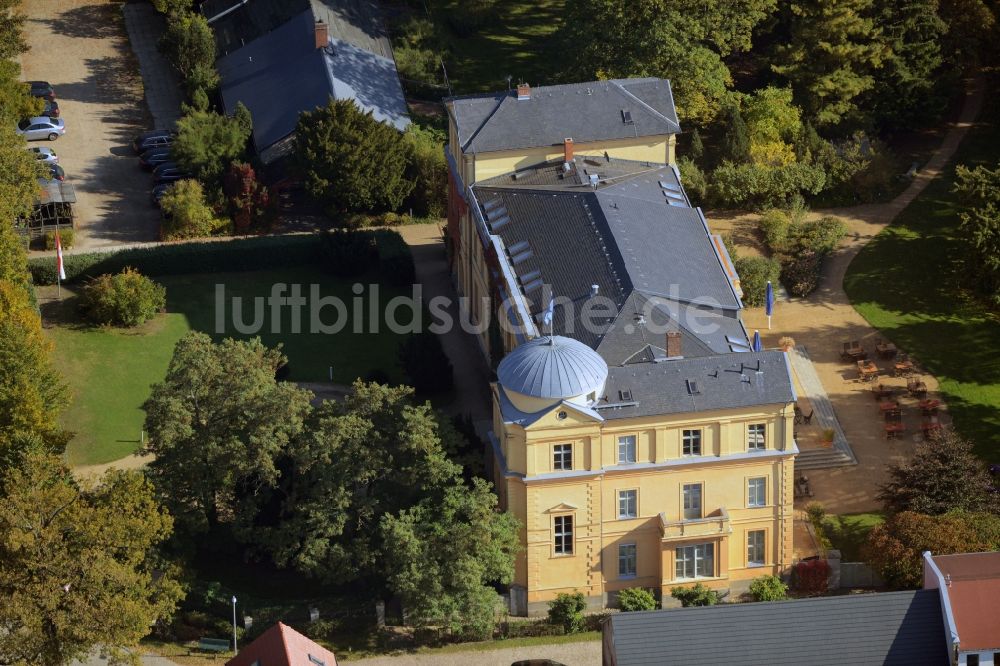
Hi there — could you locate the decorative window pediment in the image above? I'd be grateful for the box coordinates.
[546,502,579,513]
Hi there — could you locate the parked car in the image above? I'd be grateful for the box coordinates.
[27,80,55,100]
[151,182,172,207]
[139,147,172,169]
[16,116,65,141]
[152,162,190,184]
[47,164,66,181]
[133,129,175,153]
[28,146,58,164]
[42,99,60,118]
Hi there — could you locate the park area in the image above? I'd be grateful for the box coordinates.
[38,247,417,466]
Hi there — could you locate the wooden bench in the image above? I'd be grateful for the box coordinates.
[195,637,230,654]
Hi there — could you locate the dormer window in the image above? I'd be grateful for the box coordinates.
[618,389,633,402]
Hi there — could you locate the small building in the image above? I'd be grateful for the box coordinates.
[226,621,337,666]
[923,550,1000,665]
[601,590,949,666]
[15,179,75,240]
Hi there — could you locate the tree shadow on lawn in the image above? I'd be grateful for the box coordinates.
[823,514,885,562]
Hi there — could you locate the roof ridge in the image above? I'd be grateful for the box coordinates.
[461,94,509,153]
[613,80,680,132]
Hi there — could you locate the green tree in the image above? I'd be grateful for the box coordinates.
[748,575,788,601]
[735,256,781,307]
[233,101,253,141]
[0,453,183,665]
[172,109,250,184]
[953,161,1000,304]
[547,591,587,633]
[773,0,888,127]
[80,268,166,328]
[721,103,750,164]
[742,87,802,166]
[160,10,218,96]
[0,0,26,60]
[670,583,721,606]
[938,0,997,68]
[688,128,704,164]
[158,179,229,240]
[617,587,658,611]
[294,99,414,214]
[403,124,447,218]
[380,478,519,638]
[865,511,989,588]
[877,429,998,515]
[142,333,314,534]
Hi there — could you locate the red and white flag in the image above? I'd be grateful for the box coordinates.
[55,230,66,281]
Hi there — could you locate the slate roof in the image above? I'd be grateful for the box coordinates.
[604,590,949,666]
[447,78,680,155]
[596,350,794,418]
[217,9,409,164]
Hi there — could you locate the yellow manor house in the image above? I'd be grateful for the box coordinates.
[444,79,798,615]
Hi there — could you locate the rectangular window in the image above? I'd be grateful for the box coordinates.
[618,489,637,519]
[618,543,637,578]
[682,483,702,520]
[553,444,572,471]
[617,435,637,464]
[748,477,767,507]
[554,515,573,555]
[966,656,979,666]
[675,543,714,579]
[682,429,702,456]
[748,529,766,566]
[748,423,766,450]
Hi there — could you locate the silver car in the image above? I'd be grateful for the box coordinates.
[28,146,59,164]
[16,116,65,141]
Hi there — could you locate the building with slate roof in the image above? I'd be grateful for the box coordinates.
[601,590,949,666]
[447,78,798,616]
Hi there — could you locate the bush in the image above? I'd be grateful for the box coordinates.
[404,124,447,218]
[670,583,721,607]
[793,559,831,596]
[796,216,847,255]
[617,587,657,612]
[780,251,821,297]
[734,255,781,307]
[80,268,166,327]
[748,575,788,602]
[676,156,707,205]
[43,229,74,250]
[547,592,587,634]
[320,229,375,277]
[398,332,453,395]
[710,161,826,209]
[28,235,324,285]
[159,179,230,240]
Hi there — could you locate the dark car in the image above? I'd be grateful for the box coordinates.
[139,147,172,169]
[42,100,60,118]
[151,182,172,207]
[28,80,55,100]
[47,164,66,181]
[511,661,567,666]
[133,129,175,153]
[152,162,190,184]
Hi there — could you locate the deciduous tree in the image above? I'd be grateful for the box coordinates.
[172,110,250,184]
[159,179,229,240]
[953,162,1000,305]
[223,161,276,234]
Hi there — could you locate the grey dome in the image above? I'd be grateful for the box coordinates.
[497,336,609,399]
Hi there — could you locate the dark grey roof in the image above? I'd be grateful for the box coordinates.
[604,590,949,666]
[597,350,794,418]
[447,79,680,155]
[217,9,408,163]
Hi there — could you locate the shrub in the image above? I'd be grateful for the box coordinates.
[796,216,847,255]
[43,229,74,251]
[748,575,788,602]
[734,255,781,307]
[676,156,707,205]
[79,268,166,327]
[710,161,826,209]
[793,559,830,596]
[780,251,822,297]
[547,592,587,634]
[223,161,276,234]
[398,332,453,395]
[670,583,721,607]
[805,502,826,524]
[404,124,447,218]
[617,587,657,612]
[159,179,230,240]
[321,229,375,277]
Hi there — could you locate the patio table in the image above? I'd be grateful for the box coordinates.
[875,341,898,359]
[884,422,906,439]
[879,401,900,413]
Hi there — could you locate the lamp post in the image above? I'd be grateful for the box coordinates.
[231,595,238,653]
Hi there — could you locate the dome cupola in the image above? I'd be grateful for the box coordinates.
[497,336,609,413]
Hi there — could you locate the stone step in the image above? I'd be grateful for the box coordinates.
[795,448,856,471]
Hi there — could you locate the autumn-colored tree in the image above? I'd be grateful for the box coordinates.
[223,161,276,234]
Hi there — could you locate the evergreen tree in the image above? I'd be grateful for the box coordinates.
[688,128,704,164]
[171,109,250,184]
[773,0,888,127]
[721,103,751,164]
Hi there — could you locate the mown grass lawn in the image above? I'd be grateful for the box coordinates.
[822,512,885,561]
[45,266,414,466]
[844,94,1000,461]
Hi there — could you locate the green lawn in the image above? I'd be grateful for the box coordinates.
[843,93,1000,461]
[432,0,565,93]
[47,267,414,466]
[822,513,885,561]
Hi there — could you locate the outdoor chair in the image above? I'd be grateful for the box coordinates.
[801,409,814,425]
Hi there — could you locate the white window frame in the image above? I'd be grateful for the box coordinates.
[748,477,767,508]
[554,515,574,555]
[553,443,572,471]
[618,489,638,519]
[682,483,702,520]
[617,435,637,464]
[682,429,702,456]
[748,423,766,451]
[675,543,714,579]
[618,543,637,578]
[747,529,766,566]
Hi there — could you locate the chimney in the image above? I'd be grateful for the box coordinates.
[666,330,682,358]
[564,137,574,164]
[517,83,531,100]
[590,284,599,297]
[315,20,329,49]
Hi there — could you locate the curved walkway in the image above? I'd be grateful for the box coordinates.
[736,76,984,513]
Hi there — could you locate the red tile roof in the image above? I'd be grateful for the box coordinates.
[226,622,338,666]
[933,552,1000,652]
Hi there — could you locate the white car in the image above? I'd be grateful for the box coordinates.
[16,116,65,141]
[28,146,59,164]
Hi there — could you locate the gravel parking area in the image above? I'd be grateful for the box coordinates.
[21,0,167,249]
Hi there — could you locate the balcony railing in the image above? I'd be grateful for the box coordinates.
[659,508,732,540]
